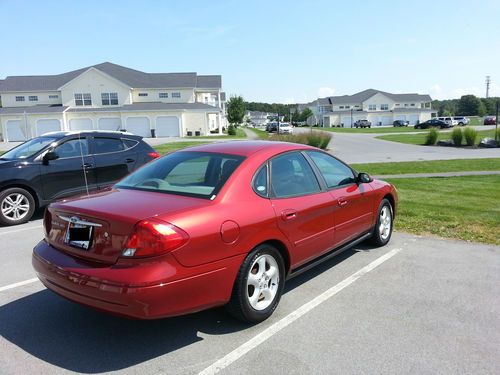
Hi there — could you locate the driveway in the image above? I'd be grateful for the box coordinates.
[0,216,498,374]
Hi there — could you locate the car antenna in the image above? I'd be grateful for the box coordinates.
[78,132,90,196]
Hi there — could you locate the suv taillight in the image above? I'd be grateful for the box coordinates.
[122,219,189,258]
[148,151,160,159]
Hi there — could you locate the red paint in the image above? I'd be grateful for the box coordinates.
[33,141,397,319]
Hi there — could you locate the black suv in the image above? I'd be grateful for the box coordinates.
[0,131,159,225]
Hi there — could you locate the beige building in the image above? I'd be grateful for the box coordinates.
[0,62,226,142]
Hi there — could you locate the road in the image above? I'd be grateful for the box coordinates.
[1,218,499,374]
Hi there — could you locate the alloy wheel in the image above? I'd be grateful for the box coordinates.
[246,254,280,310]
[1,193,30,221]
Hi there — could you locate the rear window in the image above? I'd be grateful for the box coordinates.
[116,151,244,199]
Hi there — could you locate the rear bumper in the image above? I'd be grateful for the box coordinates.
[32,240,244,319]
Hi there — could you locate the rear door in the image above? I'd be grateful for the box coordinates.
[40,137,97,200]
[89,136,138,189]
[269,151,335,267]
[305,151,375,246]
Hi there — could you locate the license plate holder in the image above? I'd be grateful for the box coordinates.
[65,222,93,250]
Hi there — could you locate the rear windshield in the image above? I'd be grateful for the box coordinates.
[116,151,244,199]
[1,136,58,160]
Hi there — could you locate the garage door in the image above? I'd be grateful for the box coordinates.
[69,118,93,131]
[368,115,379,126]
[380,116,392,126]
[156,116,180,137]
[36,119,61,136]
[341,116,352,127]
[98,118,121,131]
[409,115,420,125]
[126,117,150,137]
[6,120,27,141]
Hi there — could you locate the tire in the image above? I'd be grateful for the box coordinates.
[0,187,36,226]
[226,244,285,323]
[369,199,393,247]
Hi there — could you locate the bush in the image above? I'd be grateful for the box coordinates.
[269,132,332,149]
[463,127,478,146]
[451,127,463,146]
[425,128,439,145]
[227,125,236,135]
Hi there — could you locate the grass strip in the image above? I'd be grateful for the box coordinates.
[376,129,496,145]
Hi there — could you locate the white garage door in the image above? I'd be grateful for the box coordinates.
[380,116,392,126]
[98,117,121,131]
[126,117,150,137]
[368,115,379,126]
[156,116,180,137]
[409,115,420,125]
[341,116,352,127]
[69,118,93,131]
[6,120,28,141]
[36,119,61,136]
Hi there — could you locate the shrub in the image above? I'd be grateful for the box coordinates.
[451,127,463,146]
[463,127,478,146]
[319,133,332,149]
[306,133,322,148]
[269,132,332,149]
[227,125,236,135]
[425,128,439,145]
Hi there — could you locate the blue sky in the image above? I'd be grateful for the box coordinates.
[1,0,499,103]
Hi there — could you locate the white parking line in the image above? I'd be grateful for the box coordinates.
[0,225,43,236]
[0,278,39,292]
[198,247,402,375]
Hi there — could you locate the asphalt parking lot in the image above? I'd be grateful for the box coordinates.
[1,217,498,374]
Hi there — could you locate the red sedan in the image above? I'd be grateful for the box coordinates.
[33,141,397,323]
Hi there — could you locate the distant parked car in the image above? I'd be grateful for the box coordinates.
[0,131,159,226]
[266,122,278,132]
[484,116,497,125]
[453,116,469,126]
[278,123,293,134]
[353,119,371,128]
[436,117,457,126]
[415,119,450,129]
[393,120,409,127]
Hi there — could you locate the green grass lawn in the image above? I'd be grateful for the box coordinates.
[196,127,246,139]
[154,142,210,155]
[351,158,500,175]
[377,129,497,145]
[247,127,269,139]
[317,126,422,134]
[387,175,500,245]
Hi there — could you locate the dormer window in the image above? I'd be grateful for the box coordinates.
[368,104,376,110]
[138,93,148,97]
[101,92,118,105]
[381,104,389,110]
[75,93,92,106]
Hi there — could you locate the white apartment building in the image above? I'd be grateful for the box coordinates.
[0,62,226,142]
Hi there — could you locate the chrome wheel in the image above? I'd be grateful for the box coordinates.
[1,193,30,221]
[246,254,280,311]
[379,205,392,241]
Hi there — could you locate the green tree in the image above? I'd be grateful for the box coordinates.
[458,95,482,116]
[227,96,246,126]
[292,109,300,123]
[300,108,314,122]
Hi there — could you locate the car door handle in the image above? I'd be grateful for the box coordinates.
[82,163,93,169]
[281,209,297,221]
[125,158,135,163]
[337,197,348,207]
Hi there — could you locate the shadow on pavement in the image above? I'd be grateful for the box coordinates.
[0,243,376,372]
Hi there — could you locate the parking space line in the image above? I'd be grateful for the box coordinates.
[0,225,43,236]
[0,278,39,292]
[198,247,402,375]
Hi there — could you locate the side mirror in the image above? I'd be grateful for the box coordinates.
[357,172,373,184]
[42,151,59,165]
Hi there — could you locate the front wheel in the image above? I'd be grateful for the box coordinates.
[369,199,393,247]
[226,244,285,323]
[0,187,36,226]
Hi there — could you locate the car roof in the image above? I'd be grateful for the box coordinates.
[41,130,140,139]
[180,140,316,157]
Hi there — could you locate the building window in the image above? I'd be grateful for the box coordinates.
[380,104,389,110]
[75,93,92,106]
[345,105,350,109]
[49,95,59,99]
[138,93,148,97]
[15,96,25,102]
[368,104,376,111]
[395,103,400,106]
[159,92,168,98]
[101,92,118,105]
[171,92,181,98]
[410,103,415,107]
[339,106,344,109]
[29,96,38,102]
[404,103,409,107]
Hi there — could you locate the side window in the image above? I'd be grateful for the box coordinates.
[306,151,355,188]
[122,139,139,149]
[54,138,89,158]
[271,152,320,198]
[93,137,125,154]
[253,164,268,197]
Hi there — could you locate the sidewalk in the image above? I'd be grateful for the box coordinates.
[373,170,500,179]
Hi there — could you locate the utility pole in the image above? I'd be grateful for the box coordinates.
[496,101,499,142]
[486,76,491,98]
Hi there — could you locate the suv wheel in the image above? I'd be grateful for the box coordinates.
[0,188,36,226]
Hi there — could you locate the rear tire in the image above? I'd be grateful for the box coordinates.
[226,244,285,323]
[0,187,36,226]
[369,199,393,247]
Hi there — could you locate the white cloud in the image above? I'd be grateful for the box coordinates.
[318,87,336,98]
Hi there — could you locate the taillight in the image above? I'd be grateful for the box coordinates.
[122,219,189,258]
[148,151,160,159]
